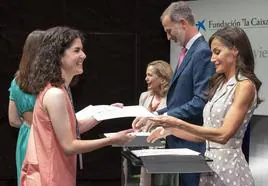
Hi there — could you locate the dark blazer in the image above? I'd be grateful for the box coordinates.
[158,36,215,153]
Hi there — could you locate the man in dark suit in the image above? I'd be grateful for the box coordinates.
[132,1,215,186]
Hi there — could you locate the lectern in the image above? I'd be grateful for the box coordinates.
[104,133,212,186]
[122,148,212,186]
[104,132,165,186]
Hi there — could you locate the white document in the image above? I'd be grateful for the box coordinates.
[130,131,151,136]
[75,105,94,120]
[76,105,112,120]
[131,148,200,157]
[76,105,155,121]
[104,131,150,137]
[104,132,164,147]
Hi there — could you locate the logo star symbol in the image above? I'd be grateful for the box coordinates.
[196,19,206,31]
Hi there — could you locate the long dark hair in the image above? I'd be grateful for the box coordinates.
[208,26,262,104]
[16,30,45,93]
[29,26,84,94]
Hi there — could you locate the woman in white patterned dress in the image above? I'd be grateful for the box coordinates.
[147,26,262,186]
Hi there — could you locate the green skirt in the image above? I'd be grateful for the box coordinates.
[16,123,30,186]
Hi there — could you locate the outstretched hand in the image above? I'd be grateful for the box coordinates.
[132,117,150,131]
[110,128,135,145]
[147,127,171,143]
[111,102,124,108]
[141,119,156,132]
[148,115,182,128]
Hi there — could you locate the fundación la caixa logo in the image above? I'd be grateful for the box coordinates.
[195,19,206,31]
[197,17,268,30]
[196,17,268,60]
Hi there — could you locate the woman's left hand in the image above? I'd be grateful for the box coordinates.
[149,115,182,128]
[111,102,124,108]
[147,126,171,143]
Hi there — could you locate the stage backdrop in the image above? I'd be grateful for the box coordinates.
[170,0,268,116]
[170,1,268,185]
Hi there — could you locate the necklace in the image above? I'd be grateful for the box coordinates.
[148,94,161,112]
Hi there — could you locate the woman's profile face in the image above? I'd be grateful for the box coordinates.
[210,38,237,75]
[145,65,163,93]
[61,38,86,77]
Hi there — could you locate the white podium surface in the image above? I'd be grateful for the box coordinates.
[131,148,212,174]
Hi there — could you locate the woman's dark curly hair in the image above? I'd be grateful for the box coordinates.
[16,30,45,93]
[207,26,262,105]
[29,26,84,94]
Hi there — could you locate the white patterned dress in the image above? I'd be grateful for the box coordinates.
[199,75,256,186]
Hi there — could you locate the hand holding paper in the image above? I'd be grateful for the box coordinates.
[149,115,183,128]
[147,126,171,143]
[132,117,151,130]
[110,102,124,108]
[105,129,135,145]
[104,131,164,147]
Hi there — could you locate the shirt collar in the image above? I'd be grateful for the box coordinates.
[226,73,247,86]
[185,32,202,51]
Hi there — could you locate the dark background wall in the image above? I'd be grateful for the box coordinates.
[0,0,174,184]
[1,1,261,185]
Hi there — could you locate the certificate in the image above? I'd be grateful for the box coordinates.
[104,132,164,147]
[76,105,155,121]
[131,148,200,157]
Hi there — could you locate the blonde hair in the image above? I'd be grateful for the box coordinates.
[147,60,173,97]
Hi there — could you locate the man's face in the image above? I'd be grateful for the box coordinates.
[162,15,186,47]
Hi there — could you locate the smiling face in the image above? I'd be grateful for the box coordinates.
[162,15,186,47]
[61,38,86,79]
[210,38,238,78]
[145,65,163,93]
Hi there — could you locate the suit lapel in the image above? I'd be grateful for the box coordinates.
[170,36,206,86]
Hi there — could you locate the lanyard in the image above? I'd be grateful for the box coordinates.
[64,85,83,170]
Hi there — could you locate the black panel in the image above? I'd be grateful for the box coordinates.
[0,0,170,183]
[72,33,136,179]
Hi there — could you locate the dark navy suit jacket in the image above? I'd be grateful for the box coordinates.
[158,36,215,153]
